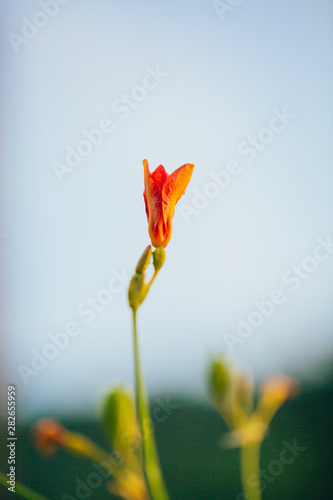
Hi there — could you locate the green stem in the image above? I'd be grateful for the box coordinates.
[78,439,118,471]
[147,271,158,288]
[132,309,170,500]
[0,472,50,500]
[240,442,262,500]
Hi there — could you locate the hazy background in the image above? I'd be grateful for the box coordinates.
[1,0,333,420]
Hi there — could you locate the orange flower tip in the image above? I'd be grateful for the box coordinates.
[261,375,301,402]
[32,418,66,455]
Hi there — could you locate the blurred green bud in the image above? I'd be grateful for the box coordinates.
[101,388,138,458]
[153,247,166,272]
[135,245,152,274]
[208,359,231,404]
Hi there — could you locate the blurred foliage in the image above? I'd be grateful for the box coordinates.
[1,382,333,500]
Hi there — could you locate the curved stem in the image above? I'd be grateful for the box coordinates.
[0,472,50,500]
[147,270,158,288]
[240,442,262,500]
[132,309,170,500]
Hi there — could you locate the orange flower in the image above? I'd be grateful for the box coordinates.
[143,159,194,248]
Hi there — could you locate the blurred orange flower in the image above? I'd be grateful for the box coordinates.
[33,418,65,455]
[143,159,194,248]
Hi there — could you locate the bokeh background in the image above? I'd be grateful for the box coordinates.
[1,0,333,498]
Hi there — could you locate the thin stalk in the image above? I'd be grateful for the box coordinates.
[0,472,50,500]
[132,309,170,500]
[79,439,115,466]
[240,442,262,500]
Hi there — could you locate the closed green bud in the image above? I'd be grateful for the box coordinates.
[153,247,166,272]
[136,245,152,274]
[128,273,147,310]
[208,359,231,403]
[101,388,138,458]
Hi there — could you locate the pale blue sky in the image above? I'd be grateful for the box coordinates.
[1,0,333,419]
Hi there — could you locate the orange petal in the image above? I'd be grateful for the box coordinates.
[143,160,168,230]
[162,163,194,223]
[151,165,168,189]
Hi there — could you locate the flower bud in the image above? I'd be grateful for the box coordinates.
[135,246,152,274]
[260,375,300,404]
[208,359,231,403]
[153,247,166,272]
[128,273,147,310]
[33,418,66,455]
[102,388,139,458]
[256,375,300,427]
